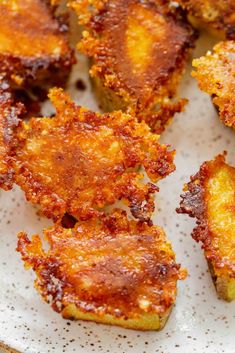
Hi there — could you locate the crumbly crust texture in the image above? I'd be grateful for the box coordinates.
[0,77,24,190]
[12,88,175,222]
[71,0,197,133]
[177,155,235,299]
[178,0,235,38]
[0,0,75,88]
[17,210,186,330]
[192,41,235,129]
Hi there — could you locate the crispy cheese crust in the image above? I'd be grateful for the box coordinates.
[71,0,197,133]
[177,0,235,38]
[177,155,235,301]
[12,88,175,222]
[0,77,24,190]
[0,0,74,88]
[17,210,186,330]
[192,41,235,129]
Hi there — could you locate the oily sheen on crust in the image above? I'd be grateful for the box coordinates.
[71,0,197,133]
[0,0,74,89]
[17,210,186,330]
[12,88,175,222]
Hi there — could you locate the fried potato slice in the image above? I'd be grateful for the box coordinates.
[70,0,197,134]
[177,155,235,301]
[0,0,74,89]
[17,209,186,330]
[177,0,235,38]
[0,77,24,190]
[192,41,235,129]
[12,88,175,221]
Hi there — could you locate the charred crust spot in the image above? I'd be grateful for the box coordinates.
[61,213,78,229]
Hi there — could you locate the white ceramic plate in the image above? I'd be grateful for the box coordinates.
[0,32,235,353]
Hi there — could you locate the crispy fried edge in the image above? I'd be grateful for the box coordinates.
[70,0,197,133]
[0,77,25,190]
[17,210,186,330]
[12,87,175,222]
[192,41,235,129]
[177,0,235,39]
[91,76,188,134]
[177,154,235,301]
[0,0,75,89]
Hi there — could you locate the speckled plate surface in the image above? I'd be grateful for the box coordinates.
[0,32,235,353]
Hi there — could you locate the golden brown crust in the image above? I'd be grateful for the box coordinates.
[0,77,25,190]
[0,0,75,89]
[177,154,235,280]
[178,0,235,38]
[192,41,235,129]
[17,209,186,328]
[12,88,175,222]
[71,0,197,133]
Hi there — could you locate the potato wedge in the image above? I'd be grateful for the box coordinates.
[177,155,235,301]
[192,41,235,129]
[177,0,235,38]
[0,0,74,89]
[10,88,175,222]
[17,209,186,330]
[71,0,197,133]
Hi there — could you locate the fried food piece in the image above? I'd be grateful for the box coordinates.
[70,0,197,134]
[0,77,24,190]
[177,0,235,38]
[0,0,74,89]
[17,209,186,330]
[0,1,74,189]
[177,155,235,301]
[192,41,235,129]
[12,88,175,222]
